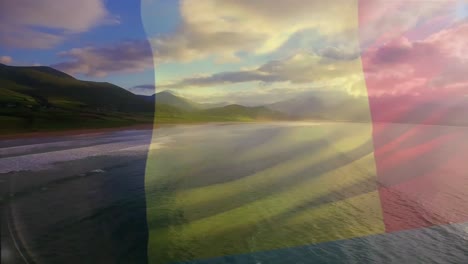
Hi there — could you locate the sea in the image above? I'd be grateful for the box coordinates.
[1,123,467,264]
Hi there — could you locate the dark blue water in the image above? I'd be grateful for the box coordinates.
[1,129,152,264]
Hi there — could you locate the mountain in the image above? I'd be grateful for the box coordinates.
[0,63,154,112]
[268,94,324,118]
[197,101,229,109]
[140,91,199,111]
[201,104,284,121]
[143,92,284,121]
[267,92,372,122]
[268,91,468,126]
[0,63,156,133]
[0,64,284,134]
[140,91,228,110]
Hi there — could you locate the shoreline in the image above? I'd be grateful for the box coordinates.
[0,120,288,141]
[0,121,269,141]
[0,120,287,141]
[0,124,155,141]
[3,119,460,141]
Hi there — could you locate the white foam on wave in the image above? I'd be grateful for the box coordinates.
[0,135,170,173]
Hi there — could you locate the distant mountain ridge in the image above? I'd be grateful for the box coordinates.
[267,92,372,122]
[202,104,284,120]
[140,91,228,110]
[140,91,199,111]
[267,90,468,126]
[0,64,285,134]
[3,63,463,135]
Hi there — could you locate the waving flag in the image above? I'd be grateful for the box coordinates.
[142,1,468,263]
[361,0,468,232]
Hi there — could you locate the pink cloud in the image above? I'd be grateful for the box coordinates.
[360,0,468,126]
[362,21,468,98]
[0,56,12,64]
[426,22,468,60]
[359,0,457,48]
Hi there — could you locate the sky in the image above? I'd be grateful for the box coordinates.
[0,0,467,105]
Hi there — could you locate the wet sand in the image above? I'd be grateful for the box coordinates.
[0,124,154,141]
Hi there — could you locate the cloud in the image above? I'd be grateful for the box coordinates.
[0,56,12,64]
[150,27,265,64]
[142,0,460,104]
[144,0,455,65]
[319,46,360,61]
[53,40,154,77]
[0,0,117,49]
[132,84,156,90]
[362,21,468,97]
[129,84,157,95]
[159,51,363,95]
[359,0,453,47]
[0,26,64,49]
[144,0,362,64]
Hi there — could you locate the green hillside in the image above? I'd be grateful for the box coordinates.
[154,104,284,123]
[0,64,285,135]
[0,63,156,134]
[145,91,200,111]
[201,104,284,121]
[0,63,154,112]
[141,91,228,110]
